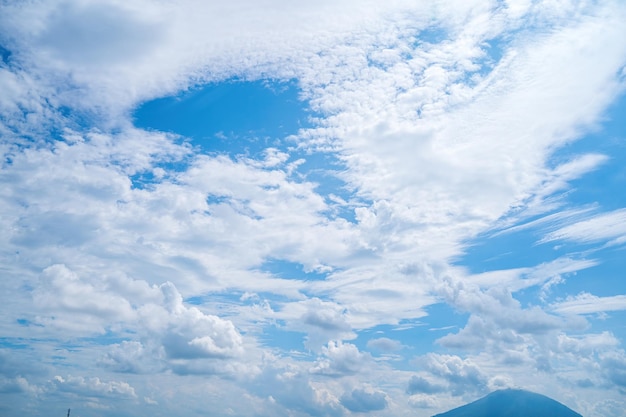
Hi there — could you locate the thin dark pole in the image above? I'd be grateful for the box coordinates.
[67,409,70,417]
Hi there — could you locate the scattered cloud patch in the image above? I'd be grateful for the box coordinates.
[50,375,137,399]
[340,387,387,412]
[407,375,446,395]
[552,293,626,316]
[366,337,404,352]
[310,341,370,377]
[420,353,489,396]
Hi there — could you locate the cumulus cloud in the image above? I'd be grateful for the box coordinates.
[50,375,137,399]
[279,298,355,350]
[340,387,387,412]
[557,332,620,356]
[366,337,404,352]
[437,278,566,343]
[408,393,440,409]
[0,376,33,394]
[124,281,247,374]
[156,283,243,359]
[29,264,245,368]
[32,265,245,374]
[98,341,164,374]
[600,352,626,388]
[252,362,343,417]
[419,353,489,397]
[407,375,446,395]
[310,341,372,377]
[33,264,136,334]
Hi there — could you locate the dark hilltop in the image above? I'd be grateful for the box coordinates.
[433,388,583,417]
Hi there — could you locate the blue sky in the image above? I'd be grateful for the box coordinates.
[1,1,626,417]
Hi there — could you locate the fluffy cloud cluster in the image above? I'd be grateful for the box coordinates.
[340,388,388,412]
[30,262,245,376]
[50,375,137,399]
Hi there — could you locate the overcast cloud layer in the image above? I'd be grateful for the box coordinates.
[1,1,626,417]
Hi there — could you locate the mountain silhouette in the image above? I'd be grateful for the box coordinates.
[432,389,582,417]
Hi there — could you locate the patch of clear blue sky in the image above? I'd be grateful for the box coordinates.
[16,318,43,328]
[133,79,310,155]
[416,26,448,45]
[0,337,29,349]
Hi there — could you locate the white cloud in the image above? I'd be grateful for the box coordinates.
[340,387,388,412]
[279,298,355,350]
[420,353,489,397]
[540,209,626,246]
[98,341,164,374]
[0,376,35,394]
[467,256,598,293]
[252,361,344,417]
[556,332,620,356]
[408,393,440,409]
[0,0,435,117]
[50,375,137,399]
[30,264,246,373]
[310,341,371,377]
[552,293,626,315]
[437,277,566,337]
[407,375,446,395]
[138,282,244,363]
[33,264,136,334]
[600,351,626,389]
